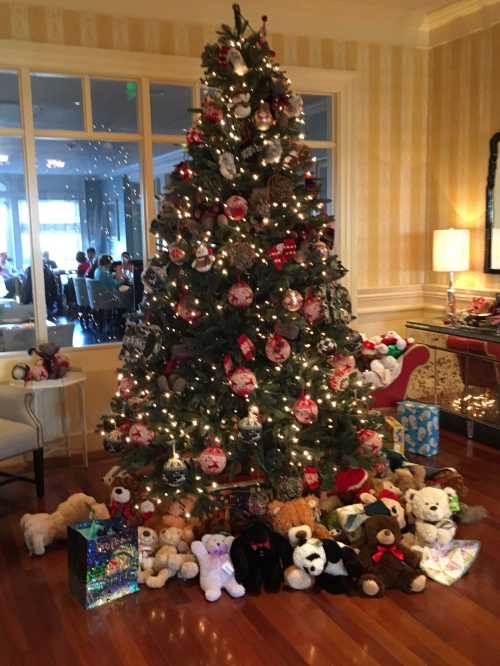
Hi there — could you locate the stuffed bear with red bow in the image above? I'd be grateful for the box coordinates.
[358,515,426,597]
[230,520,293,594]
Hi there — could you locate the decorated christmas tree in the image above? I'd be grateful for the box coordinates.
[99,5,384,515]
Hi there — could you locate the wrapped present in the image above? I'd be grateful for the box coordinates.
[420,540,481,586]
[68,519,139,609]
[336,503,365,543]
[384,415,405,455]
[397,400,439,457]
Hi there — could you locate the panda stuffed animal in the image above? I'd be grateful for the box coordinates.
[288,525,363,594]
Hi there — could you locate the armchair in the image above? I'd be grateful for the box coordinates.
[0,385,44,497]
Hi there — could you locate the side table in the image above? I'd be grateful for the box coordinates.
[10,371,88,466]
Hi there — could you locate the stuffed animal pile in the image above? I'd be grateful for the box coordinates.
[360,330,414,388]
[20,453,484,604]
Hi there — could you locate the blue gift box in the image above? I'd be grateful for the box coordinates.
[68,519,139,609]
[396,400,440,457]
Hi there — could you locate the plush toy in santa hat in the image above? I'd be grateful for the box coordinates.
[335,468,376,505]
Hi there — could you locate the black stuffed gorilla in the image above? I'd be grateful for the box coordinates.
[230,521,293,594]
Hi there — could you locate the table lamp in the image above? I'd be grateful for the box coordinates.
[432,228,470,323]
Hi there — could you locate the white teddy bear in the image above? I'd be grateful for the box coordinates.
[138,526,159,584]
[20,492,110,556]
[191,533,245,602]
[405,486,457,550]
[146,526,198,589]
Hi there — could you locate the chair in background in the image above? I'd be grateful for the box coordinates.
[85,278,124,339]
[0,385,44,497]
[73,277,92,330]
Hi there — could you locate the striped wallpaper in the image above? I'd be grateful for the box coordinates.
[427,22,500,292]
[0,1,429,291]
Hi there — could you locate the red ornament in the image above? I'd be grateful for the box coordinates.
[237,334,256,360]
[303,294,323,324]
[224,195,248,221]
[265,335,291,363]
[357,429,383,455]
[168,242,187,265]
[203,98,224,123]
[175,162,193,181]
[227,281,254,308]
[267,239,296,270]
[118,376,134,397]
[199,443,227,475]
[282,289,303,312]
[218,45,231,65]
[293,393,319,425]
[328,368,352,392]
[303,466,320,492]
[229,366,258,397]
[186,127,203,144]
[129,423,154,446]
[176,295,201,322]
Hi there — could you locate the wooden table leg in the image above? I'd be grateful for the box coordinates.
[78,382,89,467]
[60,386,70,459]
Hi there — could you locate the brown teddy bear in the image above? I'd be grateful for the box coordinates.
[358,515,426,597]
[267,496,332,541]
[393,465,426,494]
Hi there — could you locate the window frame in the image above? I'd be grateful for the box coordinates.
[0,43,352,353]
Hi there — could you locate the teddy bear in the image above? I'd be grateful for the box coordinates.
[138,526,159,584]
[288,525,363,594]
[191,533,245,602]
[358,515,426,597]
[393,465,426,494]
[145,494,200,543]
[145,526,198,589]
[20,492,110,556]
[230,521,293,594]
[28,342,70,380]
[267,495,332,541]
[404,486,456,549]
[335,468,376,505]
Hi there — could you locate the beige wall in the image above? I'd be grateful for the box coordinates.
[427,22,500,292]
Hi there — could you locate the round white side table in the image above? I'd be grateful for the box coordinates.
[11,370,88,467]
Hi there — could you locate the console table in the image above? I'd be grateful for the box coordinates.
[406,319,500,444]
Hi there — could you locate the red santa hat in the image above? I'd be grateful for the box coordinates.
[335,468,369,496]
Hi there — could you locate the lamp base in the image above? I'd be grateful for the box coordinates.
[446,271,458,324]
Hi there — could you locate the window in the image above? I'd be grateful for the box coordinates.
[31,74,83,131]
[91,79,138,133]
[0,63,336,353]
[0,136,32,352]
[0,71,21,128]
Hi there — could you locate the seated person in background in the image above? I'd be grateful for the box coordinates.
[86,247,97,278]
[21,264,59,317]
[42,251,57,270]
[76,251,91,277]
[121,252,134,282]
[94,255,124,289]
[0,251,22,298]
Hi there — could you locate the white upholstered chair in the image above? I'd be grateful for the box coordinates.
[0,384,44,497]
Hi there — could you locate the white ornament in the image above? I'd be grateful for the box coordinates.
[219,152,238,180]
[265,138,282,164]
[228,48,248,76]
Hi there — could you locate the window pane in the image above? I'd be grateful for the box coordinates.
[91,79,138,133]
[303,95,332,141]
[0,137,34,352]
[31,74,83,131]
[153,144,185,198]
[150,83,192,134]
[34,138,144,347]
[0,71,21,128]
[311,148,333,215]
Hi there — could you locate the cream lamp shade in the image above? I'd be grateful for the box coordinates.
[432,228,470,272]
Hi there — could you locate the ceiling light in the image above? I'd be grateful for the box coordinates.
[46,159,65,169]
[0,154,9,164]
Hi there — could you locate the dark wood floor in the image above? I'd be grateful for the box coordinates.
[1,433,499,666]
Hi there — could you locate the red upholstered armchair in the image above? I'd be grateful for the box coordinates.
[371,344,430,409]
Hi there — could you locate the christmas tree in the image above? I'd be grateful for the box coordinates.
[99,5,384,515]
